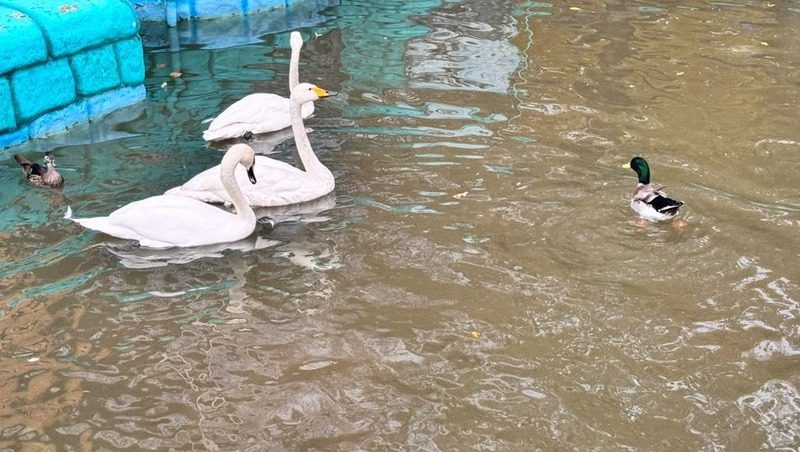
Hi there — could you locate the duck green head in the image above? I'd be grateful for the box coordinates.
[622,156,650,184]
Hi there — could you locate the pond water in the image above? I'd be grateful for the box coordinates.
[2,0,800,449]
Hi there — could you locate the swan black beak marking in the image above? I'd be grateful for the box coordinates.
[247,166,257,184]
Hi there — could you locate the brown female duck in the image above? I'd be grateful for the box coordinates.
[14,152,64,188]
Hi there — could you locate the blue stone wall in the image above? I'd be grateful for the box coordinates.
[134,0,292,22]
[0,0,146,149]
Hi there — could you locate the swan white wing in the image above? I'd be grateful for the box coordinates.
[167,156,302,193]
[240,167,332,207]
[203,94,315,141]
[106,195,253,248]
[69,216,147,243]
[71,144,258,249]
[165,156,332,207]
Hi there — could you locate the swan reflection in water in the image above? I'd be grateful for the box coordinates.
[106,193,336,268]
[206,125,303,156]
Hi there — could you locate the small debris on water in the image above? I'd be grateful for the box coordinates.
[672,218,688,229]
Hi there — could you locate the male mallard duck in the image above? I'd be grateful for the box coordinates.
[622,156,683,222]
[14,152,64,188]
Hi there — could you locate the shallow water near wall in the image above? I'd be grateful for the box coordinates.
[2,0,800,449]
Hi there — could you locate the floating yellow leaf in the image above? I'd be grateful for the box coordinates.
[569,6,582,11]
[452,191,468,199]
[760,41,769,46]
[470,331,481,339]
[676,71,685,76]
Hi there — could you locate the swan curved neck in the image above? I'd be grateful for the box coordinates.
[290,98,329,178]
[220,152,256,223]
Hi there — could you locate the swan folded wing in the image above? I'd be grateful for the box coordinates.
[244,174,333,206]
[168,157,299,192]
[166,156,331,206]
[210,93,287,127]
[204,94,292,139]
[69,216,147,243]
[204,95,315,141]
[107,195,254,247]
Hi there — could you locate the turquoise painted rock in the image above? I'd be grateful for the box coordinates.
[9,0,139,57]
[0,0,146,148]
[116,37,146,86]
[71,44,122,96]
[138,0,291,20]
[0,77,15,132]
[0,6,48,75]
[11,59,77,122]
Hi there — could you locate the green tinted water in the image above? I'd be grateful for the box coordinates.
[2,0,800,449]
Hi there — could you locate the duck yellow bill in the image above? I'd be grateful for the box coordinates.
[312,86,333,98]
[622,163,631,168]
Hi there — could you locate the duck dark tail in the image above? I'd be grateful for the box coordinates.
[650,195,683,215]
[14,154,32,171]
[660,204,682,215]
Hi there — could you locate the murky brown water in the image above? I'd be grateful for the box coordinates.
[2,0,800,450]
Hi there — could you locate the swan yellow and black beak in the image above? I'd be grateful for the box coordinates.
[247,165,257,184]
[312,86,337,98]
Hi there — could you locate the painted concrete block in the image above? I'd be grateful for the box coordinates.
[184,0,287,18]
[0,77,15,132]
[9,0,139,58]
[11,59,76,122]
[28,99,89,137]
[71,45,121,96]
[0,127,29,149]
[0,6,48,75]
[86,85,146,119]
[0,1,147,148]
[115,37,146,85]
[130,1,167,22]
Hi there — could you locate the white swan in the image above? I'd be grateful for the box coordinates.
[166,83,335,207]
[203,31,313,141]
[65,144,259,249]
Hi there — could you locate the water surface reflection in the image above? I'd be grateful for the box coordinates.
[2,0,800,449]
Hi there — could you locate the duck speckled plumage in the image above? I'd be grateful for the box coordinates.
[14,152,64,188]
[623,156,683,222]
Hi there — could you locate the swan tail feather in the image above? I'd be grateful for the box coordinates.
[64,206,73,219]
